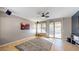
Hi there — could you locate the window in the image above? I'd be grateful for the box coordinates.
[37,23,41,33]
[41,23,46,33]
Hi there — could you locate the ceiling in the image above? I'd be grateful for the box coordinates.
[0,7,79,22]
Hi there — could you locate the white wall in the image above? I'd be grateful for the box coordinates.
[0,12,34,45]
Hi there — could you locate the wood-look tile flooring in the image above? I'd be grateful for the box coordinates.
[0,36,79,51]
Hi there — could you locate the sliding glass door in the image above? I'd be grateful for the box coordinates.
[49,22,61,38]
[55,22,61,38]
[49,22,54,37]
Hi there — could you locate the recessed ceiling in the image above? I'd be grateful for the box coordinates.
[0,7,79,22]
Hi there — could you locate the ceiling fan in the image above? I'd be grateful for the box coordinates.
[41,11,50,18]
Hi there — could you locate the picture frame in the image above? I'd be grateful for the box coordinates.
[20,22,30,30]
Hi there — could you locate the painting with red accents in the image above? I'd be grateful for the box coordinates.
[20,22,30,30]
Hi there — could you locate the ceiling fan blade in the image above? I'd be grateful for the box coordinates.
[45,12,49,15]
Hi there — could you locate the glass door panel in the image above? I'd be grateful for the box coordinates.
[49,22,54,37]
[55,22,61,38]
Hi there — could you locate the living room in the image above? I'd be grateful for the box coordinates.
[0,7,79,51]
